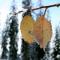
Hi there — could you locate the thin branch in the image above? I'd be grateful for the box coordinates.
[32,3,60,11]
[10,3,60,15]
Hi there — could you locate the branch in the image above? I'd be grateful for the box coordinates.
[10,3,60,15]
[32,3,60,11]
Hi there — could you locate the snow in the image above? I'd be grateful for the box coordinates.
[56,55,60,58]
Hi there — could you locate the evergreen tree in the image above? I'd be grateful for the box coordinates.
[42,41,53,60]
[9,0,18,60]
[1,30,8,59]
[1,16,10,59]
[52,27,60,60]
[9,15,18,60]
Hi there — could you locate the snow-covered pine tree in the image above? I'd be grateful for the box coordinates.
[42,26,60,60]
[52,27,60,60]
[1,30,8,59]
[9,15,18,60]
[9,0,18,60]
[42,41,53,60]
[1,16,10,59]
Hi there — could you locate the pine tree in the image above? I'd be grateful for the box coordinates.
[1,16,10,59]
[9,0,18,60]
[9,15,18,60]
[1,30,8,59]
[52,27,60,60]
[42,41,53,60]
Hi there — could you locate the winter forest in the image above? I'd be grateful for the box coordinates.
[0,0,60,60]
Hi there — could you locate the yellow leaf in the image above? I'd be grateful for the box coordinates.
[20,15,35,44]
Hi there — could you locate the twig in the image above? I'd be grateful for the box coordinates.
[10,3,60,15]
[32,3,60,11]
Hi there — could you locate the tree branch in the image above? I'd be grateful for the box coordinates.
[10,3,60,15]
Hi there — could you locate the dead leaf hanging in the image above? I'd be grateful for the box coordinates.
[20,15,35,44]
[33,16,52,48]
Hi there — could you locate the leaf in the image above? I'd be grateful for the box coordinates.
[33,16,52,48]
[20,15,35,44]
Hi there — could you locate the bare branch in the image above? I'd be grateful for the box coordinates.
[10,3,60,15]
